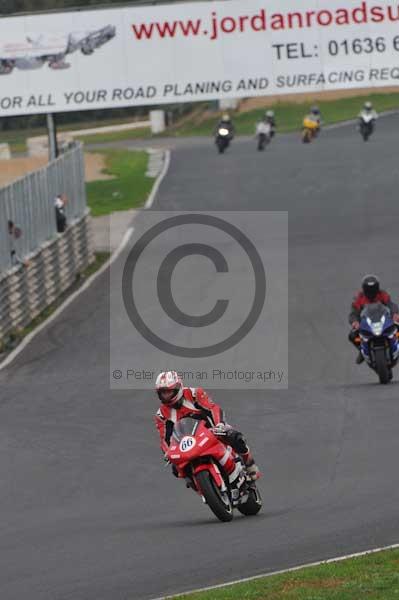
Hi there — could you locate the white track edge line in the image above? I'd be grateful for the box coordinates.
[145,149,171,208]
[148,542,399,600]
[0,227,133,372]
[0,149,172,371]
[324,108,399,131]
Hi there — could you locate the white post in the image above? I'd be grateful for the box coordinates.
[46,113,58,160]
[150,110,166,134]
[219,99,239,111]
[0,143,11,160]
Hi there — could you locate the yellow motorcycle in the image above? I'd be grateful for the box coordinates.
[302,117,320,144]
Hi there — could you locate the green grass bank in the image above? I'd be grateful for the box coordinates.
[86,150,154,217]
[168,547,399,600]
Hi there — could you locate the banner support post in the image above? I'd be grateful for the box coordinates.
[46,113,58,161]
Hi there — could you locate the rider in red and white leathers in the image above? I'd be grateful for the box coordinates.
[154,371,260,481]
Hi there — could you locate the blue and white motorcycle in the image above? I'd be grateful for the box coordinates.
[359,303,399,384]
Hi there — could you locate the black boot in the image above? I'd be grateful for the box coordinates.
[356,351,364,364]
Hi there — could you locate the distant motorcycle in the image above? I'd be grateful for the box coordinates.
[215,128,231,154]
[256,122,272,151]
[302,117,320,143]
[359,113,375,141]
[358,303,399,384]
[166,417,262,522]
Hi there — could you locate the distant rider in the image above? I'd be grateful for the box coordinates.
[154,371,260,481]
[255,115,272,138]
[348,275,399,364]
[265,109,276,137]
[305,105,322,130]
[215,113,235,140]
[358,101,378,131]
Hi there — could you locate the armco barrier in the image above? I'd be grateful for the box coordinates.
[0,212,93,346]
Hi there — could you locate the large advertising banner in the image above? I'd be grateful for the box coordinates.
[1,0,399,115]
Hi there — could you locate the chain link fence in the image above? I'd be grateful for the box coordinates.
[0,142,87,274]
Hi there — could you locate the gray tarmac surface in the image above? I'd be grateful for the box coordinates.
[1,117,399,599]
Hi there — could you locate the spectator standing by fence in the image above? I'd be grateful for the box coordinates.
[55,193,68,233]
[7,220,28,268]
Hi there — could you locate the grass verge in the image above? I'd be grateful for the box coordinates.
[77,127,151,146]
[86,149,154,217]
[0,252,110,357]
[167,548,399,599]
[2,117,149,154]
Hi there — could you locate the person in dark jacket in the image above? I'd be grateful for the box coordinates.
[55,193,67,233]
[348,274,399,363]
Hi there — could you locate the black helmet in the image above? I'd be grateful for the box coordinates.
[362,274,380,300]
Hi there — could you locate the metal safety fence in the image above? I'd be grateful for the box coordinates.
[0,213,93,344]
[0,142,87,274]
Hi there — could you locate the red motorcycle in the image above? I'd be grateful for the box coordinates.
[166,417,262,522]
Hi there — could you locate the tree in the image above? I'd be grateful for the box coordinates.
[0,0,183,15]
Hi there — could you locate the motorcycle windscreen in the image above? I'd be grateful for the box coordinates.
[361,302,391,322]
[172,417,200,442]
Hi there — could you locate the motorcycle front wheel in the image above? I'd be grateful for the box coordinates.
[196,470,233,522]
[217,141,225,154]
[237,486,262,516]
[374,347,391,384]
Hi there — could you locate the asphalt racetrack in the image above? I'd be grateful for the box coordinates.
[1,117,399,600]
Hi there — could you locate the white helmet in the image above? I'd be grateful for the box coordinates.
[156,371,183,406]
[266,110,274,118]
[364,101,373,111]
[222,113,231,122]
